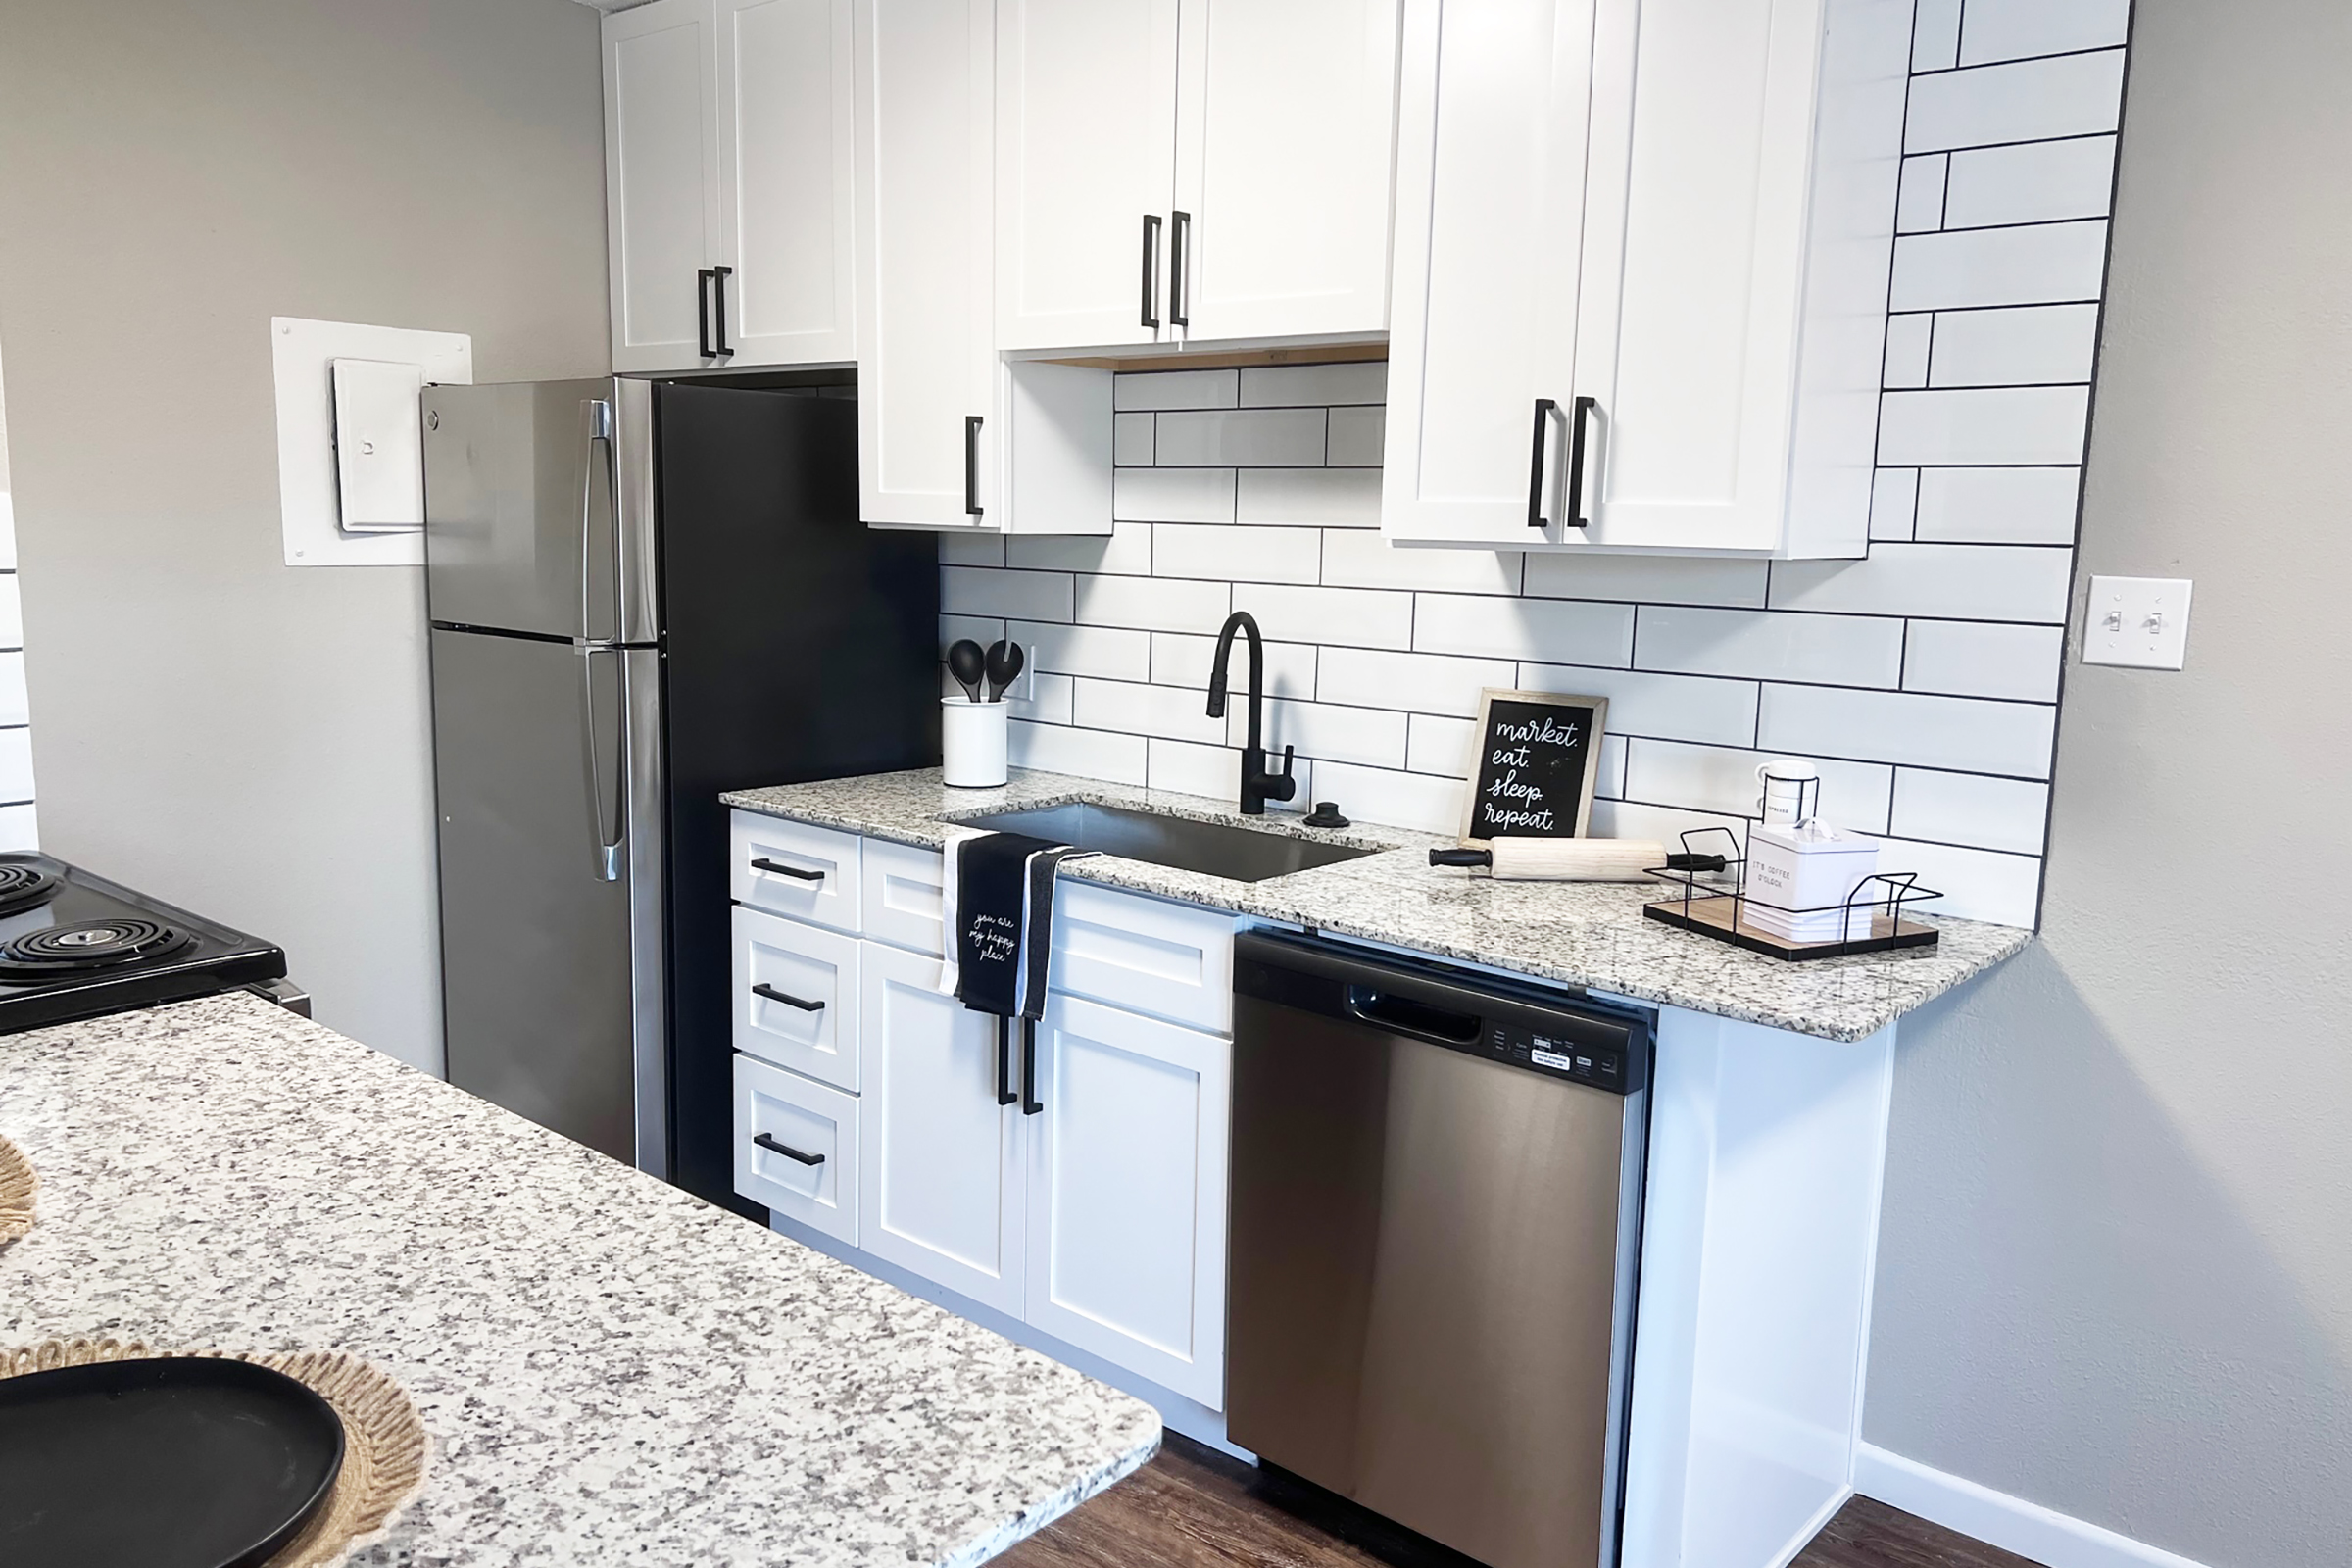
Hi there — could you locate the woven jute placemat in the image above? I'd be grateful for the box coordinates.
[1,1335,430,1568]
[0,1134,31,1246]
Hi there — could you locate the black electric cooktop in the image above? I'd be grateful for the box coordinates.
[0,855,287,1034]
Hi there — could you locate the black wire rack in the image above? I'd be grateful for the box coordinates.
[1641,826,1943,961]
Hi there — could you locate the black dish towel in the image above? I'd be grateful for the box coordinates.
[953,831,1095,1108]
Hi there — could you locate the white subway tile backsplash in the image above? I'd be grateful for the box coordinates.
[1007,520,1152,574]
[1876,385,2089,466]
[1151,631,1316,696]
[1593,734,1629,801]
[1891,220,2110,310]
[1320,647,1518,718]
[1074,572,1230,634]
[1759,685,2056,777]
[0,803,36,851]
[1234,582,1414,650]
[1903,50,2126,154]
[1237,467,1383,526]
[1007,671,1075,725]
[1115,467,1236,523]
[1770,543,2074,622]
[1637,607,1906,688]
[1010,619,1153,682]
[0,729,34,802]
[940,613,1005,653]
[1871,468,1921,542]
[1912,0,1961,71]
[0,497,16,570]
[1323,528,1522,594]
[1413,593,1636,667]
[1958,0,2132,67]
[1154,407,1328,467]
[1914,466,2081,544]
[1860,835,2041,925]
[1523,553,1771,609]
[1588,799,1750,856]
[1249,698,1410,769]
[1008,719,1148,785]
[1943,135,2117,229]
[1113,412,1155,466]
[1070,678,1228,747]
[1152,522,1321,584]
[938,530,1004,566]
[1241,362,1388,408]
[943,565,1073,622]
[1625,739,1893,836]
[1405,712,1479,777]
[1311,760,1466,837]
[1516,664,1760,748]
[1326,405,1386,466]
[1113,368,1237,412]
[1891,768,2050,854]
[1884,314,1933,388]
[1147,736,1312,811]
[1896,154,1949,233]
[1901,620,2066,701]
[1929,303,2099,386]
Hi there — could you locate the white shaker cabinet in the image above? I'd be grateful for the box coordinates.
[1025,992,1231,1409]
[603,0,857,372]
[1383,0,1910,557]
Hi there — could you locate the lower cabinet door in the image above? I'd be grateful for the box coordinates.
[1025,991,1231,1408]
[733,1052,859,1244]
[857,940,1027,1316]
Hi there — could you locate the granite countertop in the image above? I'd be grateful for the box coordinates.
[723,767,2031,1043]
[0,992,1159,1567]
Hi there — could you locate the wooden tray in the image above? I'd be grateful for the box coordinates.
[1643,896,1938,960]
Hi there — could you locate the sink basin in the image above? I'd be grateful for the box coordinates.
[954,802,1380,884]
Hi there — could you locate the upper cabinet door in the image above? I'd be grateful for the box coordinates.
[716,0,858,366]
[1381,0,1603,546]
[995,0,1181,352]
[604,0,724,373]
[1171,0,1400,343]
[854,0,999,528]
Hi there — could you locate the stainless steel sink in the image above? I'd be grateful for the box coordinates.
[954,802,1380,884]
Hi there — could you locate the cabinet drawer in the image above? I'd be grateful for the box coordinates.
[731,906,861,1091]
[861,839,947,956]
[731,811,861,931]
[733,1052,859,1244]
[1050,880,1238,1036]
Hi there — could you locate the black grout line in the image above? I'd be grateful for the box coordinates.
[1907,40,2126,78]
[1904,130,2122,160]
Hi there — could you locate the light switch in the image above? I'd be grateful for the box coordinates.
[330,357,426,533]
[2082,575,2193,669]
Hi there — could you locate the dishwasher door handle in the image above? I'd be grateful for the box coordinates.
[1344,984,1482,1048]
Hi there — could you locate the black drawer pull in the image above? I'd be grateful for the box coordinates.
[753,983,825,1013]
[753,1132,824,1166]
[751,857,825,883]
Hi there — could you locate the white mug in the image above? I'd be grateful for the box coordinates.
[1756,759,1821,825]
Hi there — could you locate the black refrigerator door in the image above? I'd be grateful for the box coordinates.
[656,382,941,1213]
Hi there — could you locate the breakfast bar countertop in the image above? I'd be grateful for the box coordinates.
[724,767,2031,1043]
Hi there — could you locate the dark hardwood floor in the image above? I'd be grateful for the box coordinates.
[1001,1435,2043,1568]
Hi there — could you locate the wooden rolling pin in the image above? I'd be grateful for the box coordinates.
[1430,841,1727,882]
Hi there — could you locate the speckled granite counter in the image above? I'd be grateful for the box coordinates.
[723,767,2029,1043]
[0,991,1159,1567]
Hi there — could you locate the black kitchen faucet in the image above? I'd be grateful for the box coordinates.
[1204,611,1298,816]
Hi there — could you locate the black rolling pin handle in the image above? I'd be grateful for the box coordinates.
[1665,853,1730,871]
[1429,848,1494,867]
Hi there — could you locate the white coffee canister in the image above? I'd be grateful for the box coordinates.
[1756,758,1822,825]
[941,699,1009,788]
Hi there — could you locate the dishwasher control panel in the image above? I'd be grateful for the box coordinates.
[1493,1023,1629,1089]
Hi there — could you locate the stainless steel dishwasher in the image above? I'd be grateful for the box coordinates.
[1228,931,1650,1568]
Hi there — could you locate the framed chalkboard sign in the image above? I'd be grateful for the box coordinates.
[1459,688,1610,843]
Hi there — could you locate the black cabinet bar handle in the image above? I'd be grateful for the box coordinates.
[1562,395,1597,531]
[1140,213,1163,330]
[1021,1017,1043,1116]
[752,982,825,1012]
[1169,210,1191,329]
[1527,397,1557,529]
[750,857,825,882]
[996,1016,1018,1106]
[753,1132,825,1166]
[965,415,984,516]
[711,264,734,356]
[697,269,715,359]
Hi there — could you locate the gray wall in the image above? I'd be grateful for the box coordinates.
[0,0,612,1071]
[1863,2,2352,1564]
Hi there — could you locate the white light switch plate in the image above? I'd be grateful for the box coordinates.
[2082,575,2193,669]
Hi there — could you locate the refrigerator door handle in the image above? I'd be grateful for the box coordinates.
[580,398,619,642]
[579,643,628,881]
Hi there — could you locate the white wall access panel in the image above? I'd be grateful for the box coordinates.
[272,317,471,568]
[604,0,723,372]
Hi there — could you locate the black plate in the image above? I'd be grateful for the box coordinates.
[0,1356,346,1568]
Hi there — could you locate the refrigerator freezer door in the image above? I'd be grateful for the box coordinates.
[421,377,659,644]
[430,627,662,1164]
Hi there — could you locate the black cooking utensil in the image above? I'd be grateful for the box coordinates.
[0,1355,346,1568]
[947,639,987,703]
[985,639,1025,703]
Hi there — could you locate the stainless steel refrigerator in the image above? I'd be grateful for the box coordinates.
[420,376,937,1214]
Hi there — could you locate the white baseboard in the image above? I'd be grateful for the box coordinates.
[1853,1444,2215,1568]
